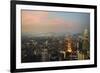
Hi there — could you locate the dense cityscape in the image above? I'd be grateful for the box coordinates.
[21,29,90,63]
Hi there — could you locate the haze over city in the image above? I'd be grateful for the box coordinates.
[21,10,90,36]
[21,10,90,62]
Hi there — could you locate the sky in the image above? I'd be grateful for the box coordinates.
[21,10,90,36]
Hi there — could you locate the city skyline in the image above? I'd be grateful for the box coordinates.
[21,10,90,62]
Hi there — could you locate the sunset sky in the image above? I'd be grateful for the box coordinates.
[21,10,90,36]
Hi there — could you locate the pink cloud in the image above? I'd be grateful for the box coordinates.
[21,10,80,33]
[47,18,80,32]
[22,10,48,25]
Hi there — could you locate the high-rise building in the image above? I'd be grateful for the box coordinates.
[82,29,90,59]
